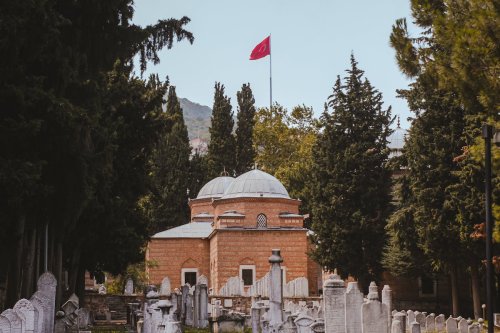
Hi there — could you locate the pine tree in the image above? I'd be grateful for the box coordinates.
[148,86,191,233]
[207,82,235,178]
[235,83,256,175]
[310,55,393,289]
[382,76,468,315]
[188,151,209,199]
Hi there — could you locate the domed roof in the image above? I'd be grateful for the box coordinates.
[196,176,235,199]
[222,169,290,199]
[388,126,407,151]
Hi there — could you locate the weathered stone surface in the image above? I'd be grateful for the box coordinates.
[29,294,44,333]
[435,314,445,331]
[269,249,283,327]
[467,323,480,333]
[199,284,208,328]
[294,315,314,333]
[345,282,363,333]
[458,318,468,333]
[310,321,325,333]
[185,294,193,326]
[362,282,389,333]
[407,310,415,329]
[160,277,171,296]
[425,313,435,332]
[323,273,345,333]
[391,319,403,333]
[197,275,208,286]
[36,272,57,333]
[411,321,421,333]
[0,314,11,333]
[2,309,22,333]
[414,312,425,330]
[124,278,134,295]
[381,285,392,329]
[393,312,406,333]
[446,316,458,333]
[14,298,35,333]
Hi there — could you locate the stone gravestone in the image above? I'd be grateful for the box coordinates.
[407,310,415,329]
[98,284,106,294]
[160,277,171,296]
[185,294,194,326]
[435,314,445,331]
[411,321,421,333]
[361,282,388,333]
[345,282,363,333]
[197,275,208,286]
[198,284,208,328]
[494,313,500,328]
[414,312,425,331]
[29,294,44,333]
[323,271,346,333]
[382,285,392,329]
[391,318,403,333]
[467,323,480,333]
[393,312,406,333]
[446,316,458,333]
[181,284,190,323]
[268,249,284,328]
[295,315,314,333]
[0,314,10,333]
[37,272,57,333]
[1,309,22,333]
[425,313,435,332]
[14,298,36,333]
[458,318,468,333]
[310,321,325,333]
[124,278,134,295]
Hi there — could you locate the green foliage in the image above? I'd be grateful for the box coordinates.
[235,83,257,175]
[106,260,158,295]
[310,56,393,288]
[188,151,209,199]
[0,0,194,303]
[207,83,236,178]
[253,104,318,219]
[146,86,191,234]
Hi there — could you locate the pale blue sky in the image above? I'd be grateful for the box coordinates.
[133,0,417,129]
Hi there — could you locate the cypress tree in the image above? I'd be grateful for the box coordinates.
[148,86,191,233]
[310,55,393,289]
[188,151,209,199]
[207,82,235,178]
[235,83,256,175]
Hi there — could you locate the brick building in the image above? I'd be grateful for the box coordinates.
[146,169,321,295]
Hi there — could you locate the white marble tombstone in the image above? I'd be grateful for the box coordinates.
[1,309,22,333]
[197,275,208,286]
[323,272,346,333]
[185,294,194,326]
[361,282,389,333]
[0,314,11,333]
[29,294,44,333]
[345,282,363,333]
[391,319,403,333]
[446,316,458,333]
[268,249,284,327]
[414,312,425,331]
[467,323,480,333]
[393,312,406,333]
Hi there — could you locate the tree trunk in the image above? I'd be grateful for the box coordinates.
[21,227,37,298]
[55,241,63,309]
[5,213,26,308]
[68,244,82,295]
[450,265,460,316]
[76,266,86,305]
[470,264,481,319]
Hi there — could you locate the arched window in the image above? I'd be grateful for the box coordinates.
[256,213,267,228]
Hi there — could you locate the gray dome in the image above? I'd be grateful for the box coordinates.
[388,127,407,151]
[222,169,290,199]
[197,176,235,199]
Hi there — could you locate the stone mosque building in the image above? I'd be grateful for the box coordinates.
[146,169,321,295]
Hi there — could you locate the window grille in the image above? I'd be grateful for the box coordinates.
[257,214,267,228]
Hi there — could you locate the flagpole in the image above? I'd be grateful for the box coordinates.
[269,34,272,111]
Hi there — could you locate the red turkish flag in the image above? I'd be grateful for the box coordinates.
[249,36,270,60]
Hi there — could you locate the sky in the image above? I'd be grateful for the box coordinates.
[132,0,418,129]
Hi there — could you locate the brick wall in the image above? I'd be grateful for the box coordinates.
[210,229,309,292]
[147,238,210,287]
[189,198,215,220]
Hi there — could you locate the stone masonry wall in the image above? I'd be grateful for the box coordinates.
[147,238,210,286]
[210,229,309,292]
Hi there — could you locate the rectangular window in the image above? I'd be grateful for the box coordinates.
[239,265,256,286]
[418,275,436,297]
[181,268,198,286]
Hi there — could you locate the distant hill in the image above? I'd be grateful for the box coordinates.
[179,97,211,141]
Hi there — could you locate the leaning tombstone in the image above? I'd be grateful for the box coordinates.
[345,281,363,333]
[446,316,458,333]
[361,282,389,333]
[160,277,171,296]
[323,271,346,333]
